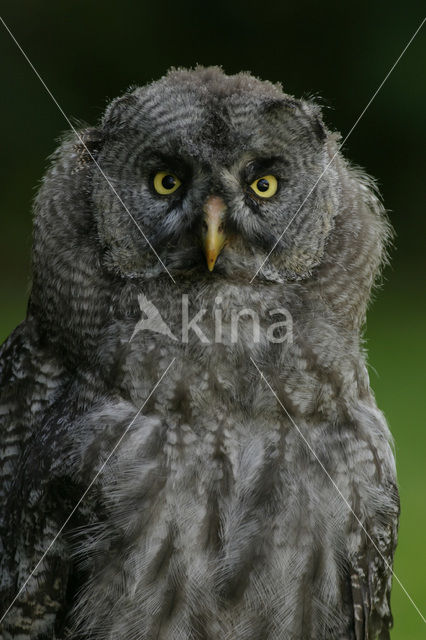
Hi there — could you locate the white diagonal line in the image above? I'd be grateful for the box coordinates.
[0,357,176,624]
[250,356,426,625]
[250,16,426,283]
[0,15,176,284]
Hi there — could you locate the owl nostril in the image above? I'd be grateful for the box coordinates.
[202,221,208,232]
[218,223,224,233]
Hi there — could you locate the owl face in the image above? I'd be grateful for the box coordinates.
[92,68,337,282]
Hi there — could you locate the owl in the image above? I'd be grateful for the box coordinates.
[0,67,399,639]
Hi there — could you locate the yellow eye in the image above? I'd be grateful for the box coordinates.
[250,175,278,198]
[153,171,181,195]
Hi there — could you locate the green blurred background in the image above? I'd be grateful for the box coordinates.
[0,1,425,636]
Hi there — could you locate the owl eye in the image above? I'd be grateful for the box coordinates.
[153,171,182,195]
[250,175,278,198]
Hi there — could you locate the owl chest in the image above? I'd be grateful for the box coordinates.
[79,409,363,639]
[77,339,388,639]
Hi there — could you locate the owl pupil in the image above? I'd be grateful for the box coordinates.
[162,174,176,190]
[257,178,269,192]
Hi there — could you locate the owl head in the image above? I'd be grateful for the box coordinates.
[88,66,341,282]
[30,67,390,361]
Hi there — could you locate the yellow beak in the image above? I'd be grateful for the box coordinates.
[202,195,227,272]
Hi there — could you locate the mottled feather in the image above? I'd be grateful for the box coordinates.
[0,67,399,640]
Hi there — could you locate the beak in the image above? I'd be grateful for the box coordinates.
[202,195,227,272]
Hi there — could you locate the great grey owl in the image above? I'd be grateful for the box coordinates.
[0,67,399,639]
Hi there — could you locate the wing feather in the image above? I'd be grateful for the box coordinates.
[0,320,72,639]
[349,483,399,639]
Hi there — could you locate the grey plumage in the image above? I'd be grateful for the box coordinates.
[0,67,399,639]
